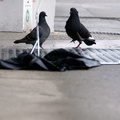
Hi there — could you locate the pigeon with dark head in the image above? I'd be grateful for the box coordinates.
[65,8,96,48]
[14,11,50,49]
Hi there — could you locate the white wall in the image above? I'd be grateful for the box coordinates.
[0,0,23,32]
[0,0,56,32]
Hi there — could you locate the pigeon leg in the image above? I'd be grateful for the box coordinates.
[75,43,81,48]
[70,40,75,43]
[40,44,44,49]
[72,43,81,49]
[40,46,44,49]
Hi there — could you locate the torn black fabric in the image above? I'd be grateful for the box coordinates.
[0,49,101,71]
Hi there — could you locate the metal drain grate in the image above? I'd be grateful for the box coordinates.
[0,48,120,65]
[0,48,51,60]
[76,48,120,65]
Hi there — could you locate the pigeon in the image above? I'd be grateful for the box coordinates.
[14,11,50,49]
[65,8,96,48]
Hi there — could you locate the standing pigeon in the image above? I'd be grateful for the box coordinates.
[65,8,96,48]
[14,11,50,49]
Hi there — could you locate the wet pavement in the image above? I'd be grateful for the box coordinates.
[1,0,120,120]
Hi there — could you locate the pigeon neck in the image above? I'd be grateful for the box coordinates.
[71,13,79,18]
[70,13,80,21]
[38,17,46,25]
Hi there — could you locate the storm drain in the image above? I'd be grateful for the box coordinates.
[0,48,120,65]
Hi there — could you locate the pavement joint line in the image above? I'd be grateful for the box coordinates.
[55,16,120,20]
[90,31,120,35]
[55,30,120,35]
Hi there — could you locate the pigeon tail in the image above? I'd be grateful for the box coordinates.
[83,37,96,46]
[14,38,28,44]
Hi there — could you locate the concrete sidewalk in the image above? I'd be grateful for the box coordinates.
[1,0,120,120]
[0,32,120,50]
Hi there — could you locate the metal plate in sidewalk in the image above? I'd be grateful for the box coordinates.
[0,48,120,65]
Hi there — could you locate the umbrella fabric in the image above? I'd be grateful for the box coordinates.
[0,48,101,71]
